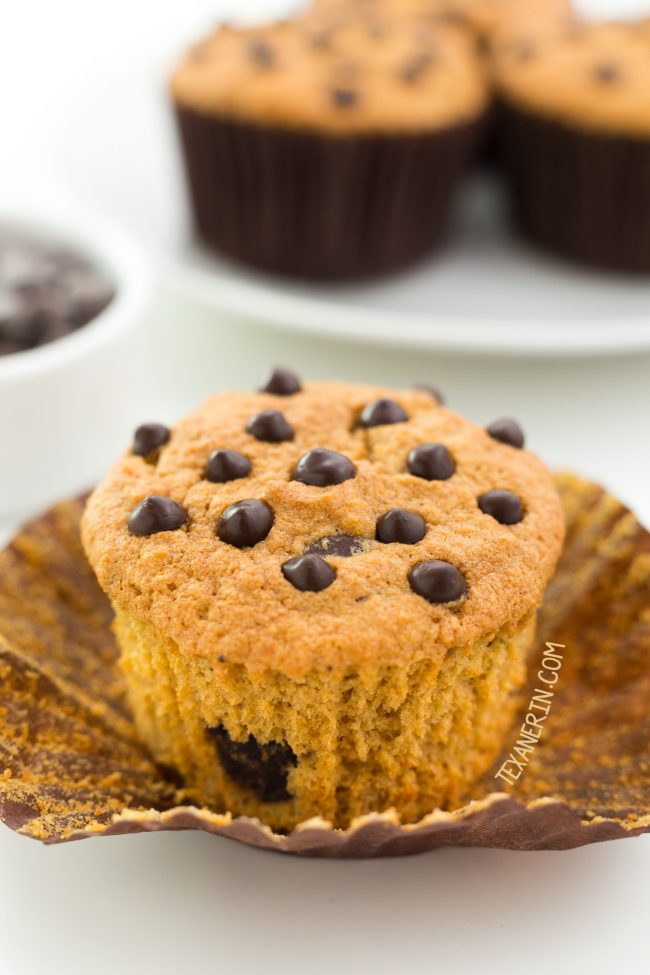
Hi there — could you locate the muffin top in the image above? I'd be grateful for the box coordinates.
[83,374,564,678]
[310,0,571,39]
[170,16,487,133]
[492,18,650,136]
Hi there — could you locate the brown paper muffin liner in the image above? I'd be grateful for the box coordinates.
[1,472,649,857]
[499,100,650,272]
[175,107,483,280]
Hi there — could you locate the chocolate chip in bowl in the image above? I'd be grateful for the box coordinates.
[0,233,115,357]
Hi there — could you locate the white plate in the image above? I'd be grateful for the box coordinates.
[45,7,650,358]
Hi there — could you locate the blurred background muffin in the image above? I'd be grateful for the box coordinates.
[492,16,650,271]
[309,0,573,46]
[171,13,488,279]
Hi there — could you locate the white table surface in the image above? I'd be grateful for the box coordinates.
[2,1,650,973]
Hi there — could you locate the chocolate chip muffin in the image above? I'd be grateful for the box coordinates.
[493,17,650,271]
[82,372,564,831]
[310,0,572,43]
[171,15,487,279]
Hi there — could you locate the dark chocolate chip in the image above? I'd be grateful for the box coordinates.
[400,52,434,83]
[217,499,274,548]
[412,383,445,405]
[249,40,275,67]
[282,553,336,592]
[261,367,302,396]
[594,63,620,84]
[208,725,297,802]
[1,309,50,349]
[128,496,187,536]
[205,449,252,483]
[409,561,467,604]
[306,534,366,557]
[132,423,170,459]
[359,399,409,428]
[293,448,356,487]
[310,29,334,50]
[331,87,357,108]
[376,509,426,545]
[478,489,524,525]
[486,418,525,449]
[407,443,455,481]
[246,409,294,443]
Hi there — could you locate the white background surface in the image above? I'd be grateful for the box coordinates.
[1,2,650,974]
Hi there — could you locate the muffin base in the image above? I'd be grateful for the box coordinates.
[175,107,484,280]
[500,101,650,272]
[115,608,535,832]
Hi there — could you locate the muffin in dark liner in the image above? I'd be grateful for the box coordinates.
[176,108,483,280]
[171,16,488,281]
[1,473,649,857]
[499,102,650,272]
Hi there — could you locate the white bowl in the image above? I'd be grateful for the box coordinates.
[0,193,152,518]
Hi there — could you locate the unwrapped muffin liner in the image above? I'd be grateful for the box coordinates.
[499,100,650,272]
[175,107,483,280]
[1,472,649,857]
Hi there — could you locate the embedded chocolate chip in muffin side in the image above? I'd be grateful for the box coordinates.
[208,725,297,802]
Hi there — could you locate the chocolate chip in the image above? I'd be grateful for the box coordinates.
[1,308,50,349]
[249,40,275,68]
[359,399,408,428]
[293,448,356,487]
[0,234,115,358]
[401,52,434,83]
[132,423,170,459]
[261,367,302,396]
[377,509,426,545]
[310,29,334,50]
[205,449,252,483]
[594,63,620,84]
[282,553,336,592]
[486,418,525,449]
[412,383,445,405]
[128,496,187,536]
[217,499,274,548]
[478,490,524,525]
[306,535,366,557]
[208,725,297,802]
[246,409,294,443]
[407,443,455,481]
[409,561,466,604]
[331,87,357,108]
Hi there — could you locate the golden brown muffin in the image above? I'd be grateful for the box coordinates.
[171,15,487,278]
[309,0,572,42]
[492,17,650,270]
[82,373,565,831]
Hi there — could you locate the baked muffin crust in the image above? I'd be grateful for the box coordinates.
[83,380,564,679]
[493,18,650,136]
[170,17,487,133]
